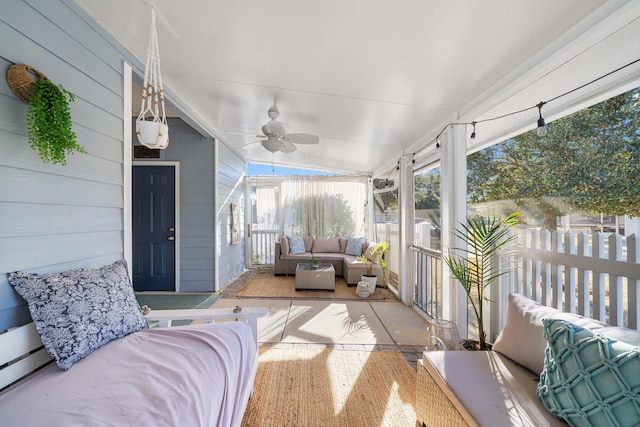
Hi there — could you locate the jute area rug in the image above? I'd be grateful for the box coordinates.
[241,348,416,427]
[237,271,391,300]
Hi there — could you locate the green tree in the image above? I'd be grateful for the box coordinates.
[415,170,441,210]
[468,88,640,230]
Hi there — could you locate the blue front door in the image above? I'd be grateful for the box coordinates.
[132,165,176,291]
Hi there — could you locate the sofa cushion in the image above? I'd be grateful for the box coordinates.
[538,319,640,427]
[303,236,314,252]
[345,237,365,256]
[280,236,290,256]
[493,293,640,375]
[288,236,306,254]
[423,351,566,426]
[9,260,147,370]
[339,238,348,254]
[312,238,340,253]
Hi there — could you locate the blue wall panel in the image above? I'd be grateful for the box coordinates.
[0,1,128,332]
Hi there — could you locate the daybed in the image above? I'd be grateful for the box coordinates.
[274,236,384,286]
[416,293,640,427]
[0,260,267,427]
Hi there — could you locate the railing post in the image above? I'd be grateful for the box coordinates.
[592,232,606,322]
[609,233,624,327]
[577,232,590,316]
[628,234,639,329]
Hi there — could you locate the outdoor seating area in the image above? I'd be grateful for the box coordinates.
[417,294,640,426]
[274,236,384,286]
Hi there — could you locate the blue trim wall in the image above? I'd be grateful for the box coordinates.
[0,0,129,332]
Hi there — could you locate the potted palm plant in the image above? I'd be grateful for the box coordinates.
[357,241,389,293]
[443,212,520,350]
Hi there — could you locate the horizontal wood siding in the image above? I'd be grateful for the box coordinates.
[134,118,215,292]
[217,143,246,288]
[0,1,130,332]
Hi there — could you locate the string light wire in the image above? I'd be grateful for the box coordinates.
[410,56,640,159]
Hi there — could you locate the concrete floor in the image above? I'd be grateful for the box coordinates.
[213,271,430,369]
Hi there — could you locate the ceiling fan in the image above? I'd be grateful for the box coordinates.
[243,106,319,153]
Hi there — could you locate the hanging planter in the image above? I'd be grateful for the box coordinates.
[7,64,85,165]
[136,9,169,149]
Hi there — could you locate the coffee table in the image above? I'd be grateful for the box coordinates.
[295,263,335,291]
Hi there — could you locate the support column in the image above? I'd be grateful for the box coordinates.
[440,121,468,336]
[398,155,414,306]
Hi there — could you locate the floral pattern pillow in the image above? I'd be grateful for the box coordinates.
[9,260,148,370]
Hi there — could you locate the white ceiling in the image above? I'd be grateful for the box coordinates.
[74,0,640,175]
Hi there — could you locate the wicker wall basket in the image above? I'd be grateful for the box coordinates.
[6,64,48,104]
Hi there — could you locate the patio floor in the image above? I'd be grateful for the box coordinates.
[213,270,430,369]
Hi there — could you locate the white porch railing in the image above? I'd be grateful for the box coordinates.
[250,229,279,265]
[411,228,640,341]
[488,230,640,340]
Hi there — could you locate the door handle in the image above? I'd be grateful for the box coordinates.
[169,227,175,232]
[167,236,175,241]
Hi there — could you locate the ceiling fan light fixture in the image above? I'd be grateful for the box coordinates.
[262,138,283,153]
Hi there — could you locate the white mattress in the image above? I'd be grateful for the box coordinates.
[0,321,258,427]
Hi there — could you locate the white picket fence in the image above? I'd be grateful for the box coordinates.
[491,230,640,339]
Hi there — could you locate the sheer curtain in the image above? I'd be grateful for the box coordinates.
[280,176,367,238]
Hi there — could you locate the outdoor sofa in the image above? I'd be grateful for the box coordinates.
[416,293,640,426]
[0,260,266,427]
[274,236,384,286]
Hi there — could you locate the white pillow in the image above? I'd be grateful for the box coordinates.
[493,293,640,375]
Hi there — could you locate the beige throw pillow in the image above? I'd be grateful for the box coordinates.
[493,293,640,375]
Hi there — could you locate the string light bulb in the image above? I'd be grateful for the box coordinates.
[470,121,477,139]
[536,102,548,137]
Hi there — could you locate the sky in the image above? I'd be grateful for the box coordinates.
[247,163,334,176]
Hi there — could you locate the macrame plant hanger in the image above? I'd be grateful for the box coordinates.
[136,9,169,149]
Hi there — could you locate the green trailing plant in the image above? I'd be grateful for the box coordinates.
[357,241,389,281]
[443,212,521,350]
[27,79,85,165]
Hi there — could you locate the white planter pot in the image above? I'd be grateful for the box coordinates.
[136,120,169,149]
[360,275,377,294]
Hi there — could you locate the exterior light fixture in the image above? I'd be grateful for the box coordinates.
[470,122,477,139]
[536,102,548,137]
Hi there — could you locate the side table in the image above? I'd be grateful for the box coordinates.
[295,263,335,291]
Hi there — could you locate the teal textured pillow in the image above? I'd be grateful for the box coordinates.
[345,237,365,256]
[537,318,640,427]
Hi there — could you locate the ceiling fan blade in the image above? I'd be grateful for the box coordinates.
[241,140,263,150]
[287,133,319,144]
[280,142,297,153]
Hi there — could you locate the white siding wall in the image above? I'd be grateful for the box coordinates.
[216,143,246,288]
